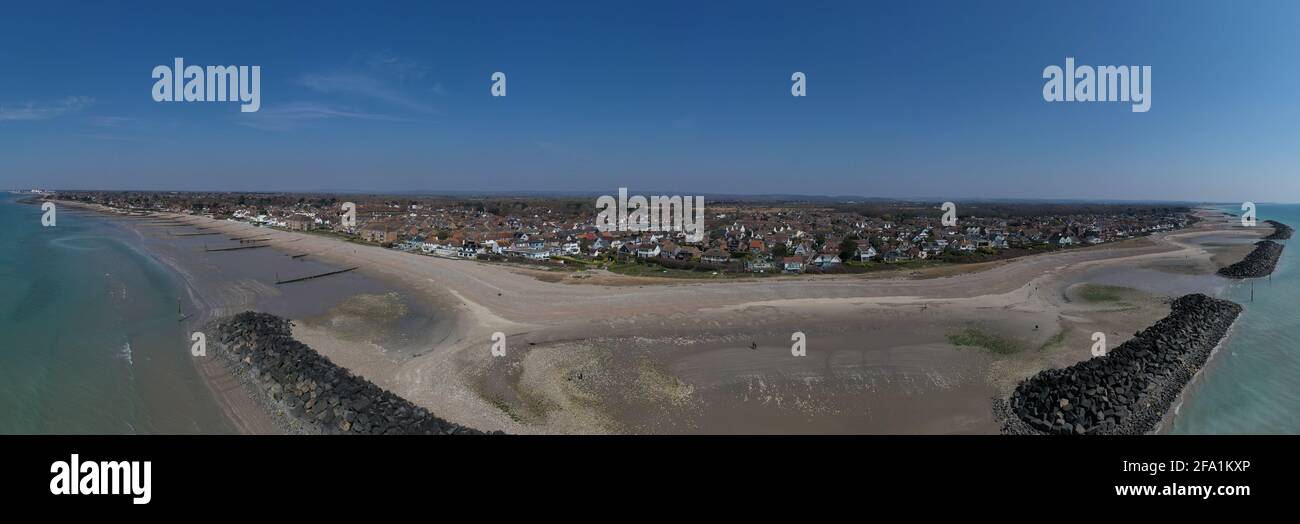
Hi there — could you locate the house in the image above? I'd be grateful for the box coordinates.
[675,245,702,261]
[659,240,679,258]
[359,223,399,245]
[701,248,731,265]
[883,250,911,263]
[782,256,805,273]
[504,246,551,260]
[1051,234,1075,246]
[745,256,774,273]
[459,241,482,258]
[635,243,662,259]
[285,215,315,231]
[811,251,841,268]
[853,242,877,262]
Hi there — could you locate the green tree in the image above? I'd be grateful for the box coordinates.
[838,237,859,261]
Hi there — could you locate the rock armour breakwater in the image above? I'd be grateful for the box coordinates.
[215,312,493,435]
[1263,220,1293,240]
[1000,294,1241,435]
[1217,240,1284,278]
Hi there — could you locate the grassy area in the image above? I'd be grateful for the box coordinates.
[844,259,946,272]
[1036,326,1071,351]
[1076,283,1130,302]
[947,327,1024,355]
[550,255,597,266]
[606,261,743,279]
[486,396,523,423]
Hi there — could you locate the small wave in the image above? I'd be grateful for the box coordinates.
[49,235,110,251]
[119,339,134,367]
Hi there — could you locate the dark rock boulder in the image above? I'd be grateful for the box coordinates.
[214,311,499,435]
[1001,294,1241,435]
[1263,220,1293,240]
[1217,240,1284,279]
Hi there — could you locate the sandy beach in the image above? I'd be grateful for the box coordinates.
[62,202,1271,434]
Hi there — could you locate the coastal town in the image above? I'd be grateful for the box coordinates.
[52,191,1193,275]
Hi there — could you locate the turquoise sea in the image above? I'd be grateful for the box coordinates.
[1170,203,1300,434]
[0,194,231,434]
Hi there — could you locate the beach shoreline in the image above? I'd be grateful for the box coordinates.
[53,199,1273,434]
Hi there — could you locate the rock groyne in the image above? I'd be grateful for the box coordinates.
[1000,294,1241,435]
[214,311,492,435]
[1217,240,1284,278]
[1263,220,1293,240]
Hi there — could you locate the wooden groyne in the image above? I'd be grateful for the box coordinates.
[205,244,270,252]
[172,232,222,237]
[275,266,359,285]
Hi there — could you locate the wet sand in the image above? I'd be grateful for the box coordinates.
[64,203,452,434]
[61,202,1271,434]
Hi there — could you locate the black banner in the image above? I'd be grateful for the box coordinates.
[2,435,1289,512]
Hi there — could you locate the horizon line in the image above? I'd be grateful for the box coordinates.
[12,188,1293,206]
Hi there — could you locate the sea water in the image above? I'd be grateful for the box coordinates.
[1170,203,1300,434]
[0,194,232,434]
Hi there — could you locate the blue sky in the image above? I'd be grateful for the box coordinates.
[1,0,1298,202]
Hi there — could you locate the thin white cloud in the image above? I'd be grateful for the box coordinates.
[297,72,438,115]
[367,51,430,79]
[237,101,414,131]
[0,96,93,121]
[86,115,139,127]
